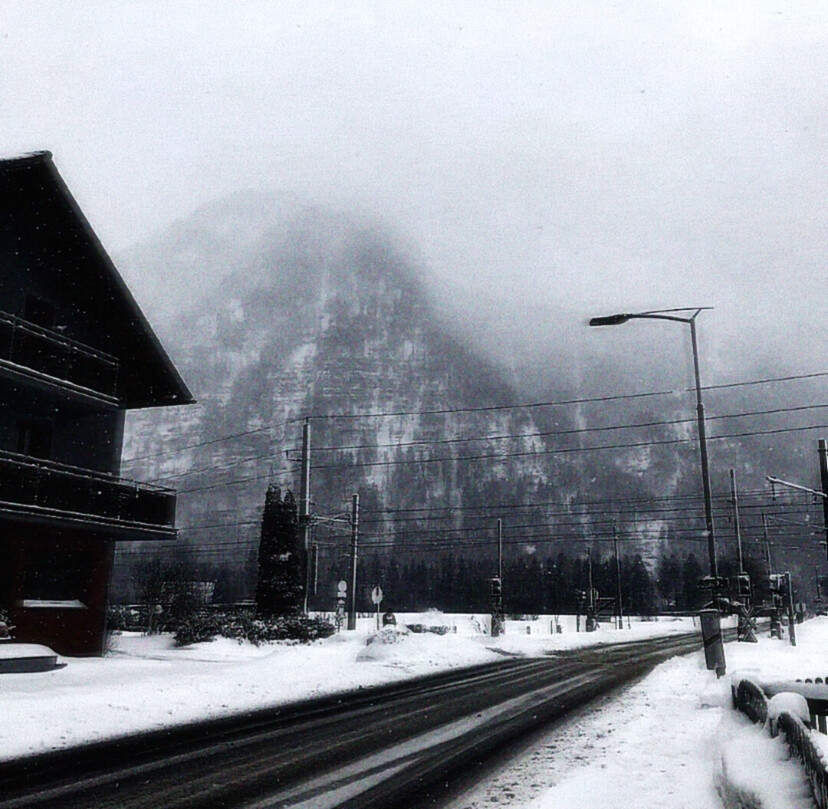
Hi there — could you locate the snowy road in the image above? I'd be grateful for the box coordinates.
[0,634,702,809]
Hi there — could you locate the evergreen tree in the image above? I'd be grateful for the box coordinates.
[657,553,682,609]
[255,486,304,616]
[681,553,705,611]
[627,555,655,615]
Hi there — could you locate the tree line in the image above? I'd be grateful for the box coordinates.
[114,485,770,618]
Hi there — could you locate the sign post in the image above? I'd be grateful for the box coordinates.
[335,580,347,632]
[371,585,383,630]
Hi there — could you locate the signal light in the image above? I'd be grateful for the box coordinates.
[735,573,751,597]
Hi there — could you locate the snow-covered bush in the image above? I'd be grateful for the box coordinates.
[404,609,451,635]
[106,605,146,632]
[365,625,411,646]
[172,610,335,646]
[0,608,14,639]
[405,623,451,635]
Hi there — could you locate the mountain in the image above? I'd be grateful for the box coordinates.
[118,197,825,607]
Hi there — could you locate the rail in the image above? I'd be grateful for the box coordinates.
[0,311,119,401]
[733,676,828,808]
[0,450,176,536]
[777,712,828,809]
[733,676,769,725]
[764,679,828,734]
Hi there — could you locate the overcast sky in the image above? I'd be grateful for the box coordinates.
[2,1,827,386]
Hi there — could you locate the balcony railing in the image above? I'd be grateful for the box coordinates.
[0,311,119,403]
[0,450,176,539]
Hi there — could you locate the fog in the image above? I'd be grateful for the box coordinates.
[3,1,827,395]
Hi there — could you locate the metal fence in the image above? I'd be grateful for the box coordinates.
[733,676,828,809]
[733,677,769,725]
[0,310,119,401]
[0,450,176,535]
[777,712,828,809]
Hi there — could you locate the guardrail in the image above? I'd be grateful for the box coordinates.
[0,450,176,537]
[0,311,119,402]
[777,712,828,809]
[733,677,769,725]
[764,679,828,735]
[733,676,828,808]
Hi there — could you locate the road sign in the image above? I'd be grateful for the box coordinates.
[337,580,347,596]
[371,586,383,605]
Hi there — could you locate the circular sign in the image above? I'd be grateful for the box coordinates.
[337,580,347,596]
[371,586,383,605]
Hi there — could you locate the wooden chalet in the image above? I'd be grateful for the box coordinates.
[0,151,194,655]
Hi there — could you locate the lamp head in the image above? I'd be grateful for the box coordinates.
[589,314,631,327]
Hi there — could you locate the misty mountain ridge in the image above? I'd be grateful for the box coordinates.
[118,195,825,604]
[120,198,696,583]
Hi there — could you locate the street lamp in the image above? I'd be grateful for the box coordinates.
[589,307,718,578]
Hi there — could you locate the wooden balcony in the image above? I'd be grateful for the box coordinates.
[0,311,119,405]
[0,450,177,540]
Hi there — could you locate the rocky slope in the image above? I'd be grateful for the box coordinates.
[118,201,703,586]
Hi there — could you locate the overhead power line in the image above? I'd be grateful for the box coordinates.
[305,370,828,422]
[304,423,828,474]
[145,400,828,486]
[122,418,299,465]
[123,369,828,466]
[113,524,825,560]
[173,418,828,494]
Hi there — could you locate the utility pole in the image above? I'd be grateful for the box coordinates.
[730,469,743,573]
[347,493,359,631]
[497,518,503,582]
[730,469,755,642]
[688,315,717,579]
[763,513,784,640]
[586,547,596,631]
[785,571,797,647]
[766,457,828,562]
[613,522,624,630]
[819,439,828,559]
[299,418,312,614]
[490,519,504,637]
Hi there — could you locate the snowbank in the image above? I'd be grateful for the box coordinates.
[717,712,814,809]
[454,619,828,809]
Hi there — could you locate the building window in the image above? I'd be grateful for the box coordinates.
[22,549,88,607]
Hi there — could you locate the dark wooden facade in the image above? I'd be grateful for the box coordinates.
[0,152,193,655]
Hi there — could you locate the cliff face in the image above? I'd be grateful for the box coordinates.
[121,201,681,577]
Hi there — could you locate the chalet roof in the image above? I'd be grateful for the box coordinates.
[0,151,194,408]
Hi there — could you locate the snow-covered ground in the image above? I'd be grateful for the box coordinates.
[2,611,824,809]
[0,612,693,761]
[453,617,828,809]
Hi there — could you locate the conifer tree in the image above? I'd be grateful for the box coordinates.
[255,486,304,616]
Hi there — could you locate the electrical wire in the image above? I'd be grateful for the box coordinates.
[122,369,828,466]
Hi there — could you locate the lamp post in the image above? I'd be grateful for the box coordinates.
[589,307,718,578]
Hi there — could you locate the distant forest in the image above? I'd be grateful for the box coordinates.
[113,544,769,617]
